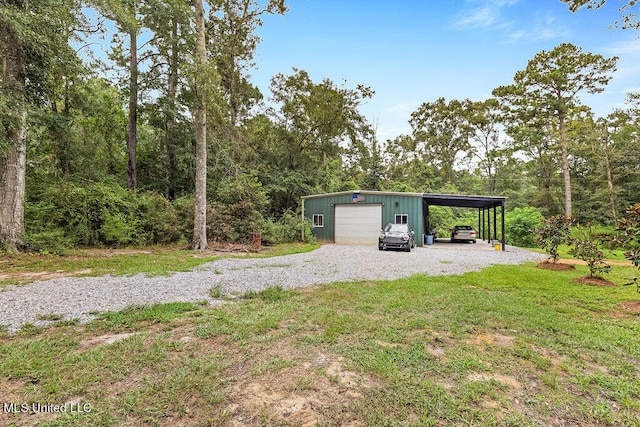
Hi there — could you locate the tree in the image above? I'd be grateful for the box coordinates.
[410,98,472,185]
[209,0,287,133]
[461,98,506,195]
[94,0,145,189]
[264,69,373,213]
[0,0,82,252]
[190,0,209,250]
[493,43,617,217]
[572,111,629,223]
[560,0,640,30]
[141,0,192,199]
[343,124,384,191]
[0,1,27,253]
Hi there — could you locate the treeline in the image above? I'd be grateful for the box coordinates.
[2,1,639,252]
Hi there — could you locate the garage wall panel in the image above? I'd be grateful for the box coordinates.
[334,204,382,245]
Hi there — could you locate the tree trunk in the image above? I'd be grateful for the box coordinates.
[559,113,572,217]
[164,18,178,200]
[190,0,208,250]
[602,137,617,222]
[127,28,138,190]
[60,80,71,178]
[0,24,27,253]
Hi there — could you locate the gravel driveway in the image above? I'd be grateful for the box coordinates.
[0,244,545,334]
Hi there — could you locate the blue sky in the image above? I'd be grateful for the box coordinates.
[250,0,640,142]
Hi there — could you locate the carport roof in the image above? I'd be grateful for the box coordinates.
[423,193,506,209]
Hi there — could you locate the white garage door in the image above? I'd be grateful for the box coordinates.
[334,204,382,245]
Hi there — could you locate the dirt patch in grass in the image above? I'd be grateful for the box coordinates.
[224,349,377,426]
[536,260,576,271]
[620,300,640,313]
[572,276,617,287]
[0,268,93,282]
[468,333,516,348]
[79,332,138,350]
[537,258,632,272]
[467,372,522,390]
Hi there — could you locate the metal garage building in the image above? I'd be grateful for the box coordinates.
[301,190,507,249]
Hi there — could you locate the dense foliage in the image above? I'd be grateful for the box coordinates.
[504,207,544,248]
[1,1,639,252]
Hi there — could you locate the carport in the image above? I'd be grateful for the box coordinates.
[423,194,507,251]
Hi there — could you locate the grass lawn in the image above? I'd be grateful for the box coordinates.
[1,256,639,426]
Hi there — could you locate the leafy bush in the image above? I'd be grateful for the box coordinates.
[568,223,611,277]
[427,206,454,235]
[616,202,640,269]
[534,215,573,263]
[505,207,544,247]
[23,229,73,255]
[261,210,315,246]
[25,181,185,251]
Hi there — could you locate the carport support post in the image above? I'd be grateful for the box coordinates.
[477,209,481,241]
[493,205,498,240]
[487,208,491,244]
[501,200,506,251]
[301,198,305,242]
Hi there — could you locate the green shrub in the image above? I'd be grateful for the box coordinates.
[616,202,640,269]
[25,181,185,251]
[505,207,544,247]
[534,215,573,263]
[427,206,454,235]
[24,229,73,255]
[136,192,184,244]
[260,210,316,246]
[568,223,611,277]
[100,211,137,246]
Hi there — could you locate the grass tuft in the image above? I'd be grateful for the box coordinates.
[240,285,292,302]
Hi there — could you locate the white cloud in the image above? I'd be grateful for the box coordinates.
[452,0,521,30]
[506,29,527,43]
[601,38,640,55]
[386,103,415,114]
[504,13,570,44]
[452,6,498,29]
[453,2,571,44]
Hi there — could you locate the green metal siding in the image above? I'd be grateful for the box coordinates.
[303,192,425,246]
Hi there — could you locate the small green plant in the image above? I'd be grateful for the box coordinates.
[36,313,64,322]
[209,284,223,298]
[290,376,316,392]
[616,203,640,269]
[534,215,574,263]
[241,285,291,302]
[568,223,611,278]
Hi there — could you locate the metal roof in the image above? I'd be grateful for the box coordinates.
[301,190,424,200]
[302,191,506,209]
[422,193,506,209]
